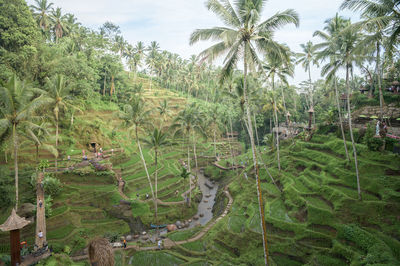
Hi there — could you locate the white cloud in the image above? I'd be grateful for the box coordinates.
[26,0,359,85]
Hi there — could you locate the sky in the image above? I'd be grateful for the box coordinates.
[26,0,359,85]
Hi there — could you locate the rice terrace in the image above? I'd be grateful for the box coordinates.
[0,0,400,265]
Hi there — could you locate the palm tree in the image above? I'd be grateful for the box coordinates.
[263,46,293,125]
[0,74,47,210]
[114,35,127,59]
[50,7,66,43]
[296,41,319,124]
[322,24,363,200]
[340,0,400,56]
[142,128,169,234]
[314,14,351,161]
[157,99,172,126]
[44,74,75,173]
[171,103,204,205]
[30,0,53,32]
[21,121,57,163]
[263,89,283,170]
[118,98,155,202]
[190,1,299,256]
[340,0,399,123]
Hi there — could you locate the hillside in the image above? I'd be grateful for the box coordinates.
[1,80,400,265]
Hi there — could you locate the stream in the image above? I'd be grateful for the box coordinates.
[157,169,219,235]
[188,169,219,228]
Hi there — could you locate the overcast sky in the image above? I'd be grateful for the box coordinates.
[26,0,359,85]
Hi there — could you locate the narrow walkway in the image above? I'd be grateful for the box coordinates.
[35,172,46,250]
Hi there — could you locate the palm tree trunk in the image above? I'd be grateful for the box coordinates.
[253,112,260,148]
[13,124,19,211]
[225,125,235,169]
[377,42,383,122]
[213,127,217,158]
[187,134,191,206]
[272,75,281,171]
[193,132,198,177]
[103,70,106,96]
[110,75,115,96]
[155,149,158,235]
[346,63,361,201]
[334,76,350,161]
[55,119,58,173]
[135,127,155,201]
[243,55,269,266]
[229,116,239,177]
[308,67,315,125]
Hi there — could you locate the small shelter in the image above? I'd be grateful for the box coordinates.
[0,209,30,266]
[226,132,238,138]
[89,138,101,153]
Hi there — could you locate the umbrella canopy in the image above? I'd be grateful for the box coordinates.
[0,209,30,232]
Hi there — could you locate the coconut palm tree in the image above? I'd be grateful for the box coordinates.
[263,46,293,124]
[322,24,363,200]
[0,74,48,210]
[340,0,400,55]
[30,0,53,32]
[118,98,155,202]
[142,128,169,234]
[171,103,204,205]
[157,99,172,126]
[21,121,57,163]
[114,35,127,59]
[44,74,75,173]
[314,14,351,161]
[296,41,319,124]
[50,7,66,43]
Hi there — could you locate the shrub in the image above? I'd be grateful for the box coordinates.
[43,175,62,196]
[104,232,120,242]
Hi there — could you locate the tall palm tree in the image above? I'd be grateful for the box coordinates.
[0,75,47,210]
[171,103,204,205]
[263,46,293,124]
[296,41,319,124]
[118,98,155,202]
[50,7,66,43]
[322,25,363,200]
[44,74,75,173]
[190,2,298,262]
[314,14,351,161]
[340,0,400,56]
[142,128,169,234]
[114,35,127,59]
[340,0,399,122]
[30,0,53,32]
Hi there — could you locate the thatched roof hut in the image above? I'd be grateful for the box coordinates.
[0,209,30,232]
[88,238,114,266]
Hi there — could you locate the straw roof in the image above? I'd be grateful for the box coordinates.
[88,238,114,266]
[0,209,30,231]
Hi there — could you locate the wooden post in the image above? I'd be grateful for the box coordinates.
[10,229,20,266]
